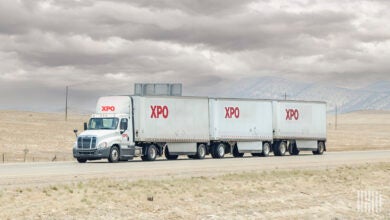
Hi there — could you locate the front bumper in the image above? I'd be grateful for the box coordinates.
[73,147,110,160]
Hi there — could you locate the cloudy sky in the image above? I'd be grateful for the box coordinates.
[1,0,390,112]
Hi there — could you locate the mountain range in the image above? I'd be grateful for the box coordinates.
[221,77,390,113]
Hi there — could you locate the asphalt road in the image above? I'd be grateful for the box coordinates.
[0,150,389,187]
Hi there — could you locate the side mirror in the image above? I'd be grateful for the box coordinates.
[83,122,87,131]
[73,129,78,137]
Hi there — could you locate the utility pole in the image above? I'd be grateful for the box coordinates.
[284,92,287,100]
[65,86,68,121]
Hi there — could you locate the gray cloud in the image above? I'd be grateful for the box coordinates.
[0,0,390,111]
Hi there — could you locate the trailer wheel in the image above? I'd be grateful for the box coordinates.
[108,146,120,163]
[313,142,325,155]
[288,142,300,155]
[276,141,287,156]
[164,147,178,160]
[145,144,157,161]
[215,143,225,158]
[196,144,206,159]
[210,144,218,158]
[77,158,87,163]
[233,146,244,158]
[261,142,271,157]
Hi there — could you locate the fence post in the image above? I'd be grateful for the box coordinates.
[2,153,4,163]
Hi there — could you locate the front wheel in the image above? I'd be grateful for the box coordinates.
[233,146,244,158]
[196,144,206,159]
[108,146,120,163]
[145,144,157,161]
[77,158,87,163]
[261,142,271,157]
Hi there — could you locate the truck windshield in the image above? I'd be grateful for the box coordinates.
[88,118,119,130]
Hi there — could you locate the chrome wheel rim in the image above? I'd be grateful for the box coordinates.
[279,143,286,154]
[263,144,270,154]
[218,145,224,156]
[199,145,205,157]
[150,147,156,159]
[112,148,119,161]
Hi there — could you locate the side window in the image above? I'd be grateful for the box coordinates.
[120,118,128,130]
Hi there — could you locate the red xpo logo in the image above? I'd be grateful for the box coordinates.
[225,107,240,118]
[101,106,115,112]
[150,105,169,119]
[286,109,299,120]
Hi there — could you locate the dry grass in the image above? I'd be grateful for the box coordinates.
[0,163,389,219]
[0,110,390,162]
[0,110,88,162]
[327,110,390,151]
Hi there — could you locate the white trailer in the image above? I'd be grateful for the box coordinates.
[208,98,273,158]
[272,100,327,156]
[132,96,210,160]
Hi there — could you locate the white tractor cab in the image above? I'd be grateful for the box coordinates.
[73,96,135,163]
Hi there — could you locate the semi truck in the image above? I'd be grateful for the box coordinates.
[73,95,326,163]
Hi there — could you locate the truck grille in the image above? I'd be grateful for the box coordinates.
[77,136,97,149]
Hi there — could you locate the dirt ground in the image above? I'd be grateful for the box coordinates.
[0,162,388,219]
[0,110,389,162]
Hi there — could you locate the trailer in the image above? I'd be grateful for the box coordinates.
[272,100,327,156]
[132,96,210,160]
[208,98,273,158]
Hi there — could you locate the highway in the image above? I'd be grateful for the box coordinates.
[0,150,389,187]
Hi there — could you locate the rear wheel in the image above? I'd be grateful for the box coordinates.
[215,143,225,158]
[77,158,87,163]
[233,146,244,158]
[289,142,300,155]
[211,144,218,158]
[195,144,206,159]
[275,141,287,156]
[261,142,271,157]
[164,147,178,160]
[108,146,120,163]
[313,142,325,155]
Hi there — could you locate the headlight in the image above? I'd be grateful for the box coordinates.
[98,142,108,149]
[73,142,77,149]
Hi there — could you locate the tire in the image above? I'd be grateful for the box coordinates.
[233,146,244,158]
[261,142,271,157]
[108,146,120,163]
[145,144,157,161]
[313,142,325,155]
[275,141,287,156]
[195,144,206,159]
[211,144,218,158]
[187,155,195,159]
[288,142,300,155]
[215,143,225,158]
[77,158,87,163]
[251,153,261,157]
[164,147,178,160]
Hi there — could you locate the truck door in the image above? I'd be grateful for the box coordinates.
[120,118,135,157]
